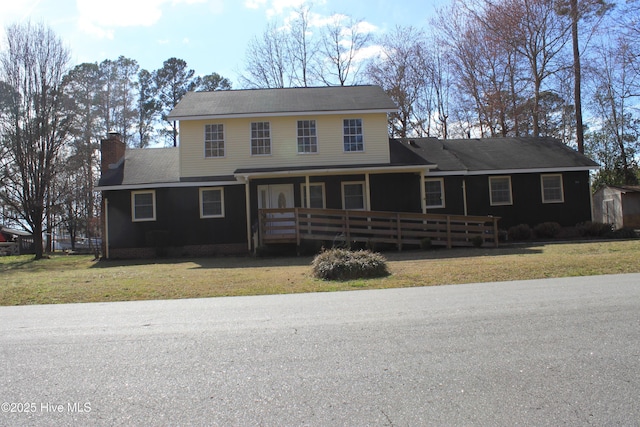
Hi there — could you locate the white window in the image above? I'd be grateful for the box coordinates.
[342,181,366,210]
[132,190,156,222]
[251,122,271,155]
[297,120,317,153]
[204,124,224,157]
[489,176,513,206]
[541,174,564,203]
[425,178,445,208]
[199,187,224,218]
[343,119,364,152]
[301,183,325,208]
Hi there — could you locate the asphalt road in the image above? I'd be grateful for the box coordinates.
[1,274,639,426]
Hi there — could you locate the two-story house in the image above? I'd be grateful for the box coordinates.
[97,85,598,259]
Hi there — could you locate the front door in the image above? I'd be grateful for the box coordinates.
[258,184,295,234]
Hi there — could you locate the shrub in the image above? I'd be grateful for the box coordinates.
[471,235,484,248]
[420,237,432,250]
[534,222,562,239]
[576,221,613,237]
[508,224,532,241]
[311,248,390,281]
[608,227,638,239]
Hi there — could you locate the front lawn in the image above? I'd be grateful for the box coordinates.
[1,240,639,306]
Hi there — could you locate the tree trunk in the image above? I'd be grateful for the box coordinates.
[571,0,585,153]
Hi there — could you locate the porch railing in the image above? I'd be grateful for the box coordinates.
[258,208,500,249]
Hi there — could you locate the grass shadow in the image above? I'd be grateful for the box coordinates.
[89,244,546,270]
[90,254,316,270]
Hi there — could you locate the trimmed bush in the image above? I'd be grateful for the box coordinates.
[471,235,484,248]
[420,237,432,250]
[608,227,639,239]
[311,248,390,281]
[508,224,532,241]
[534,222,562,239]
[576,221,613,237]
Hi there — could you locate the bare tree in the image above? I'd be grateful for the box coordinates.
[240,21,292,88]
[318,15,373,86]
[587,38,640,185]
[483,0,571,137]
[288,5,316,87]
[61,62,103,245]
[367,26,427,138]
[0,22,71,259]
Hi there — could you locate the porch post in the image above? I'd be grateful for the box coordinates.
[245,179,252,251]
[462,178,468,216]
[305,175,311,209]
[420,170,427,214]
[365,172,371,211]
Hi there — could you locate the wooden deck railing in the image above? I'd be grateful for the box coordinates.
[258,208,500,249]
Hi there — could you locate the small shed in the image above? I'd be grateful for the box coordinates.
[593,185,640,229]
[0,227,35,255]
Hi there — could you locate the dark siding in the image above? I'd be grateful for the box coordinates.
[369,173,421,213]
[463,171,592,229]
[105,185,247,249]
[426,175,466,215]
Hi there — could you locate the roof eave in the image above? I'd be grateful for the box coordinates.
[168,108,396,121]
[234,164,434,180]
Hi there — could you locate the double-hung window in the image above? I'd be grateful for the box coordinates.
[342,182,366,210]
[297,120,317,153]
[301,183,325,208]
[489,176,513,206]
[132,190,156,222]
[204,124,224,157]
[251,122,271,155]
[199,187,224,218]
[541,174,564,203]
[425,178,445,208]
[343,119,364,152]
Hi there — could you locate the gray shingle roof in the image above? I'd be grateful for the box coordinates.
[98,148,180,187]
[167,85,397,120]
[121,147,179,185]
[394,137,599,173]
[98,137,599,189]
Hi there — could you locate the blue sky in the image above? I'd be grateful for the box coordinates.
[0,0,446,87]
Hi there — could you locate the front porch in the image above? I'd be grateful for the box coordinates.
[258,208,500,250]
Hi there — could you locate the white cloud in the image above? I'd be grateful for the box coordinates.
[76,0,208,39]
[244,0,267,9]
[244,0,326,18]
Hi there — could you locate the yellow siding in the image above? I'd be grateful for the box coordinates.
[179,113,390,178]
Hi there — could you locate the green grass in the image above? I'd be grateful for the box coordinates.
[1,239,640,306]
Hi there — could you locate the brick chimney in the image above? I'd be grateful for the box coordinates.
[100,131,125,174]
